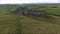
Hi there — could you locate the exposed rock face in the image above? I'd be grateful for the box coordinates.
[13,6,47,17]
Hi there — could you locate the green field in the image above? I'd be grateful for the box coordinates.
[0,4,60,34]
[45,8,60,15]
[27,7,60,15]
[0,14,60,34]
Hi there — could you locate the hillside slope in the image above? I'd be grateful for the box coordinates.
[0,4,60,34]
[0,15,60,34]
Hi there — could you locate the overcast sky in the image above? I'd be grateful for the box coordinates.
[0,0,60,4]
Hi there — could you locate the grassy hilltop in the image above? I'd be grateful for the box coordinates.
[0,4,60,34]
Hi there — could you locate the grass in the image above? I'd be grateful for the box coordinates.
[0,4,60,34]
[45,8,60,15]
[0,14,60,34]
[0,14,21,34]
[28,7,60,15]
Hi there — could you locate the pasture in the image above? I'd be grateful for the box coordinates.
[0,14,60,34]
[0,4,60,34]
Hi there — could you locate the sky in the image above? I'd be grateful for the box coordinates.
[0,0,60,4]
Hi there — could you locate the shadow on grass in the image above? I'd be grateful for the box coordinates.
[25,15,60,25]
[23,14,56,24]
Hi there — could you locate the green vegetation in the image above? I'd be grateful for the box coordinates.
[0,14,60,34]
[0,4,60,34]
[0,5,19,14]
[45,8,60,14]
[0,15,21,34]
[27,4,60,15]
